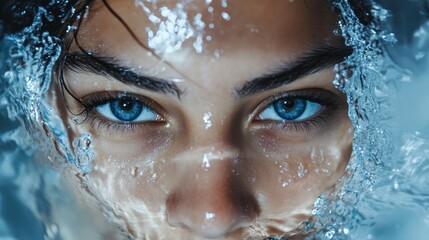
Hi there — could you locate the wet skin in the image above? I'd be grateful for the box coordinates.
[51,0,353,239]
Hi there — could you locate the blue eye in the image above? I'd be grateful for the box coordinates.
[95,98,160,123]
[258,97,323,122]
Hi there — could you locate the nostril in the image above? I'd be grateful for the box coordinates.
[165,193,181,227]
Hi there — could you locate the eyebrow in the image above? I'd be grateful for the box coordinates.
[235,45,353,97]
[64,53,183,98]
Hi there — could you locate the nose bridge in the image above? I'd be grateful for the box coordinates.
[180,93,241,147]
[166,147,259,238]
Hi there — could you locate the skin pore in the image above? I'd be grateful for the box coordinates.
[51,0,354,239]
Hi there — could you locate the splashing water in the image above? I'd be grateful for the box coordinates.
[135,0,230,54]
[306,1,429,239]
[1,0,429,239]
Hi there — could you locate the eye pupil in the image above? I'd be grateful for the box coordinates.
[278,97,296,111]
[274,97,307,120]
[110,98,143,122]
[119,99,134,112]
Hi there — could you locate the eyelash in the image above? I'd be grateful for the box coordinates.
[78,91,163,133]
[253,89,340,132]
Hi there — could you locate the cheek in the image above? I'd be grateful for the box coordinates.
[85,128,174,206]
[247,122,353,214]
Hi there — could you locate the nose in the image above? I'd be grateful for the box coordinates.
[166,150,259,239]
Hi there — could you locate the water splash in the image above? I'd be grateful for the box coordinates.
[304,1,429,239]
[146,4,195,54]
[2,0,429,239]
[135,0,231,54]
[0,6,117,239]
[307,0,397,238]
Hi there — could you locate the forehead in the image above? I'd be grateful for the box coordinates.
[78,0,339,54]
[72,0,341,88]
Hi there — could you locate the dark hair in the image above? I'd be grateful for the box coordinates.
[0,0,91,40]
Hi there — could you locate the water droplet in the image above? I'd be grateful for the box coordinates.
[221,12,231,21]
[325,230,335,239]
[202,153,211,170]
[150,173,157,181]
[343,228,349,235]
[415,51,426,60]
[393,180,399,190]
[131,167,138,177]
[72,133,95,174]
[250,27,260,33]
[214,49,223,59]
[205,212,215,220]
[297,162,306,178]
[203,112,212,129]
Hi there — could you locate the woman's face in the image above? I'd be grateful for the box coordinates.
[53,0,353,239]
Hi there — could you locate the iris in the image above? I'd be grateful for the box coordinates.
[273,97,307,120]
[110,98,144,122]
